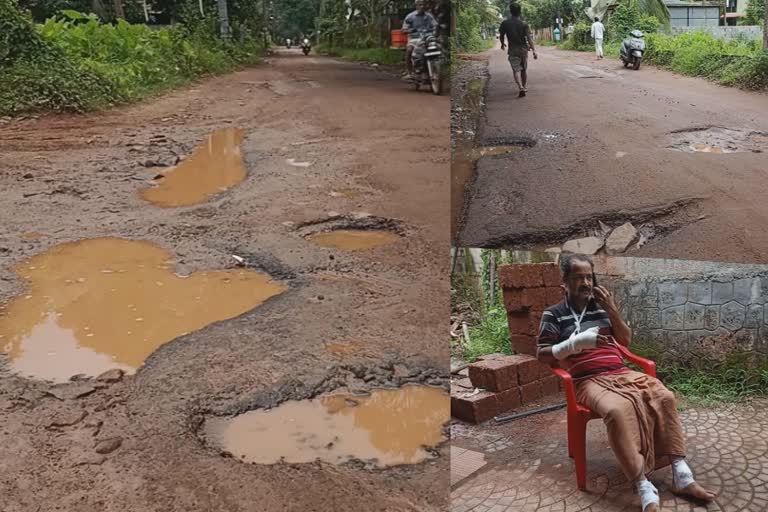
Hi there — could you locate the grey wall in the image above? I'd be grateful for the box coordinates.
[604,275,768,366]
[670,25,764,40]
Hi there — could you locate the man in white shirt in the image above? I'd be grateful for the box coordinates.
[591,17,605,59]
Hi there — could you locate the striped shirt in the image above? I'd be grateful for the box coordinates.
[537,297,627,380]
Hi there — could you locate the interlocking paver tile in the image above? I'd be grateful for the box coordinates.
[451,399,768,511]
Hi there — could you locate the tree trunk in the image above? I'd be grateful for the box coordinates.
[763,0,767,49]
[218,0,230,38]
[112,0,125,19]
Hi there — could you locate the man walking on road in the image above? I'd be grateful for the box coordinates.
[591,17,605,59]
[499,3,537,97]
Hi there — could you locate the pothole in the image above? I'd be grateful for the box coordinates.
[453,138,535,241]
[668,126,768,154]
[202,384,449,468]
[483,197,706,249]
[0,238,287,382]
[298,216,405,251]
[141,127,246,207]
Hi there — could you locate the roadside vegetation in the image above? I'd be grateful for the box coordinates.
[1,0,262,115]
[556,0,768,90]
[315,45,404,65]
[454,0,500,52]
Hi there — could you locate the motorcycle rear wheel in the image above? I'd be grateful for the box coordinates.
[633,58,641,70]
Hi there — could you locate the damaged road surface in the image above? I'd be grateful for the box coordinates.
[455,46,768,264]
[0,50,449,511]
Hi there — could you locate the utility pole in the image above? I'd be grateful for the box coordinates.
[217,0,230,39]
[763,0,767,49]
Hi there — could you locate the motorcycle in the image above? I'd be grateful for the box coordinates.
[620,30,646,70]
[285,38,292,49]
[410,32,444,95]
[300,38,311,55]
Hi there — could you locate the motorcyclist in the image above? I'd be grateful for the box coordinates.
[402,0,437,81]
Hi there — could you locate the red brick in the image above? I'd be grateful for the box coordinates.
[468,358,518,392]
[477,353,507,361]
[450,385,498,424]
[520,381,543,404]
[514,355,544,385]
[541,375,560,396]
[499,264,544,289]
[545,286,564,306]
[495,387,521,414]
[503,289,528,313]
[506,312,541,336]
[542,263,562,287]
[510,334,537,356]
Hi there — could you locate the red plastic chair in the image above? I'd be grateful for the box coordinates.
[551,343,657,491]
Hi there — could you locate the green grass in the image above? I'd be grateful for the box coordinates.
[559,30,768,90]
[316,45,405,65]
[464,306,512,362]
[0,4,262,116]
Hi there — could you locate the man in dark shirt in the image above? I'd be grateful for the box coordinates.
[537,254,717,512]
[499,3,537,97]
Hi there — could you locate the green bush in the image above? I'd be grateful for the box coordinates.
[0,2,262,115]
[606,3,659,41]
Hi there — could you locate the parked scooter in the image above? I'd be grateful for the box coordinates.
[300,37,311,55]
[410,31,444,95]
[620,30,646,70]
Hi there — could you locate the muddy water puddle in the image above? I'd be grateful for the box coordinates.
[204,385,449,467]
[0,238,286,381]
[308,230,399,251]
[452,145,522,238]
[141,127,246,207]
[668,127,767,154]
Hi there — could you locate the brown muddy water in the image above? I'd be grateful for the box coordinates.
[141,127,246,207]
[0,238,286,382]
[308,230,399,251]
[452,145,522,239]
[204,385,449,467]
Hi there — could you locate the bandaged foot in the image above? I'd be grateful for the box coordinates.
[635,479,660,512]
[551,326,600,360]
[671,458,717,501]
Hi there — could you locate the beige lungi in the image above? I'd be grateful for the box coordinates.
[575,370,687,481]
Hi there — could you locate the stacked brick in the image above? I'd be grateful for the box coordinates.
[501,263,564,356]
[451,263,566,424]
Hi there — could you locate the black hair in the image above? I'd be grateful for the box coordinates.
[594,16,599,21]
[509,3,521,16]
[560,253,594,281]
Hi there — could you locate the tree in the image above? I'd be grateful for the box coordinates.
[764,0,767,48]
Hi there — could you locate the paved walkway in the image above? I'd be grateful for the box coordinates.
[451,399,768,511]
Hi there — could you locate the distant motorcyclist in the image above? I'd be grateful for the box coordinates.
[402,0,437,81]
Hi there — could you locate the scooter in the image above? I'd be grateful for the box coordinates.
[300,38,311,55]
[620,30,646,70]
[410,32,444,95]
[285,38,292,49]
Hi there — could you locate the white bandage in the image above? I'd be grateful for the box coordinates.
[635,478,659,511]
[551,326,599,360]
[672,457,695,489]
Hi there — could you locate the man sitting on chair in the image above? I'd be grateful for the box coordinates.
[536,253,716,512]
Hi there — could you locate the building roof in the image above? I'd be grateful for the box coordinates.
[663,0,721,6]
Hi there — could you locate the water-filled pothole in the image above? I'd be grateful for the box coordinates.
[668,127,767,154]
[0,238,286,381]
[324,340,364,356]
[203,385,449,467]
[298,216,405,251]
[141,127,246,207]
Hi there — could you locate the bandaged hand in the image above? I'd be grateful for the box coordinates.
[551,326,600,360]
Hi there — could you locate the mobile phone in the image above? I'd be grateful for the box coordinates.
[592,272,599,287]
